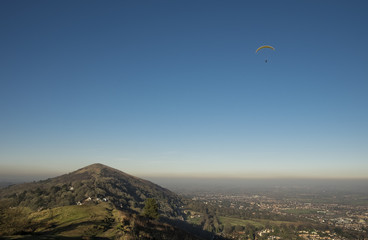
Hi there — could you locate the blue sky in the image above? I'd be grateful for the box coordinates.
[1,0,367,180]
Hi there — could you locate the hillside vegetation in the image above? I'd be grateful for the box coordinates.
[0,164,182,218]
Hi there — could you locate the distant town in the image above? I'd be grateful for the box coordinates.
[173,182,368,240]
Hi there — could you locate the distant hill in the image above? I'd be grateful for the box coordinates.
[0,163,183,218]
[0,181,15,189]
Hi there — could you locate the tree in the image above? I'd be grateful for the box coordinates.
[142,198,159,219]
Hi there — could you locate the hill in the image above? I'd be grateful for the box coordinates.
[0,163,182,218]
[0,164,221,239]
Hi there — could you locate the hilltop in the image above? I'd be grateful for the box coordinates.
[0,163,182,217]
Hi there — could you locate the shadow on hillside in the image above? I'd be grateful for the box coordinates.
[39,221,110,236]
[0,220,112,240]
[160,217,230,240]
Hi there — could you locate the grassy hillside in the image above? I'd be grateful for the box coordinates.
[31,202,116,238]
[1,202,203,240]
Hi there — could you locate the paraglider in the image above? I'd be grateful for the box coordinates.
[255,45,275,53]
[256,45,275,63]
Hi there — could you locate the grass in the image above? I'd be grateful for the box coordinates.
[218,216,299,228]
[30,202,117,238]
[283,209,318,215]
[218,216,264,228]
[186,216,202,225]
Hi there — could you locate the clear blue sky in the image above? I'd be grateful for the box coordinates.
[1,0,367,180]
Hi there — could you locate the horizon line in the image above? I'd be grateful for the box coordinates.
[1,172,368,183]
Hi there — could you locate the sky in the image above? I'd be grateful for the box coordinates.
[1,0,368,180]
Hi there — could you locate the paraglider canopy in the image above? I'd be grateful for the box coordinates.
[255,45,275,53]
[256,45,275,63]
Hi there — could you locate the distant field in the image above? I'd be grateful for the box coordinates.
[187,216,202,225]
[186,213,300,228]
[283,209,318,215]
[218,216,264,228]
[218,216,299,228]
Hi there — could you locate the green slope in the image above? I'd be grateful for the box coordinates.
[1,202,203,240]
